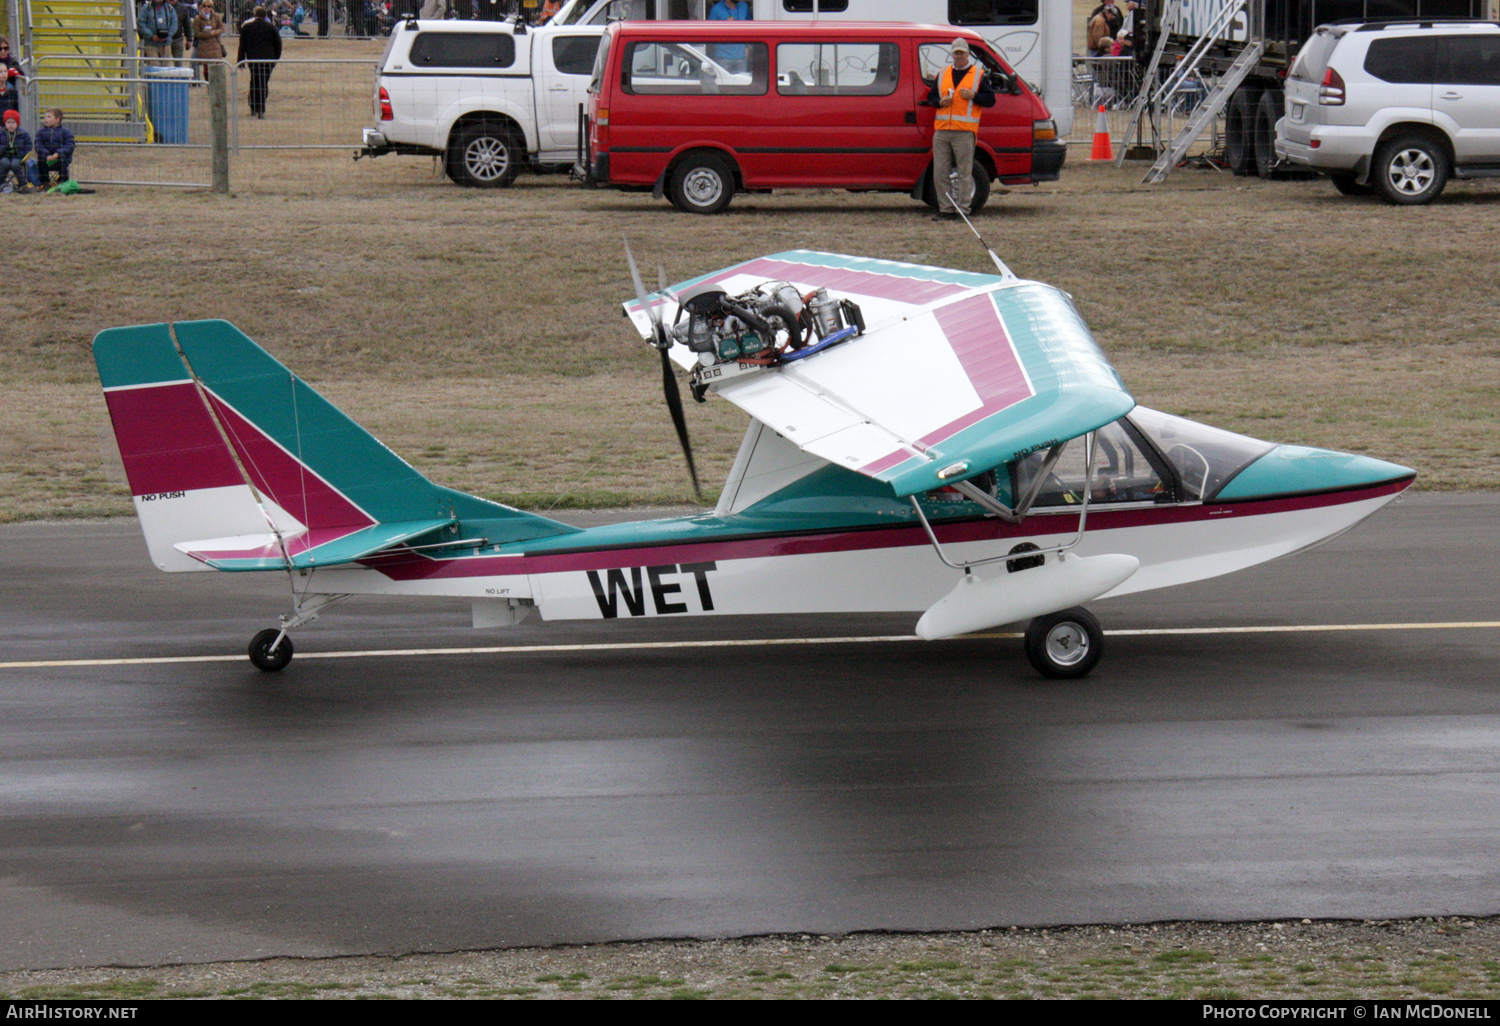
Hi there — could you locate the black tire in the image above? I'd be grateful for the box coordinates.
[1329,172,1373,197]
[918,161,991,213]
[1024,606,1103,680]
[248,628,293,672]
[449,123,523,188]
[1223,87,1262,177]
[1372,134,1449,205]
[1254,89,1282,180]
[668,152,735,214]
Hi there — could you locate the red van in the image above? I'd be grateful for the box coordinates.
[584,21,1064,214]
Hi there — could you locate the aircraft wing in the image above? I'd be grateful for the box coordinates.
[624,251,1134,498]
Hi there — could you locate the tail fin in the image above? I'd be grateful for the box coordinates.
[95,320,579,572]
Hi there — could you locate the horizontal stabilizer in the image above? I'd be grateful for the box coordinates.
[915,553,1139,640]
[176,518,454,572]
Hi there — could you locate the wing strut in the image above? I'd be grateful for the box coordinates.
[909,433,1098,571]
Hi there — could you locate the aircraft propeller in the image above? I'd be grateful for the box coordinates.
[625,239,702,501]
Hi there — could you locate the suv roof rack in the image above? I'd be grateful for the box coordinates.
[1348,18,1497,31]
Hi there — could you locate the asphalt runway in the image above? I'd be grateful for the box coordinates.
[2,493,1498,971]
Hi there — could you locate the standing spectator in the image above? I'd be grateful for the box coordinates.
[419,0,449,19]
[707,0,750,72]
[138,0,180,65]
[921,37,994,220]
[0,109,31,194]
[315,0,331,36]
[192,0,227,64]
[168,0,196,67]
[0,38,22,119]
[236,5,282,118]
[34,108,74,188]
[708,0,749,20]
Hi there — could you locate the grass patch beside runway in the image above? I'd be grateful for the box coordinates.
[5,917,1500,1000]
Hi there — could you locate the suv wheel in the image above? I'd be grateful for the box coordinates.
[450,124,522,188]
[1373,135,1448,205]
[668,152,736,214]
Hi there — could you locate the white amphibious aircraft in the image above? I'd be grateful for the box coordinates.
[93,249,1413,676]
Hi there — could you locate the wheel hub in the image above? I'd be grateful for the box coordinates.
[467,139,508,180]
[1045,622,1090,667]
[683,168,723,206]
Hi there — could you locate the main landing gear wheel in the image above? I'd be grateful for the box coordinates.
[248,628,294,672]
[1024,606,1103,679]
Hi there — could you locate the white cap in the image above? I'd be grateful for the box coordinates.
[950,38,970,54]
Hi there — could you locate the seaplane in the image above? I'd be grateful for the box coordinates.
[93,242,1415,677]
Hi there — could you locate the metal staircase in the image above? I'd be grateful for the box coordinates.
[1118,0,1265,183]
[13,0,149,141]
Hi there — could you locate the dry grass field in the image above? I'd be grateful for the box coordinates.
[4,88,1499,520]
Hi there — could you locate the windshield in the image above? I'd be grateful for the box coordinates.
[1012,419,1173,509]
[1126,407,1275,501]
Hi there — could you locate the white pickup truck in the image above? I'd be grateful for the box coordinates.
[359,17,604,187]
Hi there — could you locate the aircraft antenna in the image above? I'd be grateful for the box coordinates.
[947,186,1017,279]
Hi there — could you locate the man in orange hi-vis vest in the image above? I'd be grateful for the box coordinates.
[922,37,996,221]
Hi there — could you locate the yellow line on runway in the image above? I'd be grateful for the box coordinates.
[3,622,1497,669]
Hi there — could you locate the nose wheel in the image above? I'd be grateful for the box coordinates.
[248,628,294,672]
[1024,606,1104,679]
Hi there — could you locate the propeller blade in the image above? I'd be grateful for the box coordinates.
[624,236,666,346]
[661,347,702,501]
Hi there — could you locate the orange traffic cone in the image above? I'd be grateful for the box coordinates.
[1089,105,1114,161]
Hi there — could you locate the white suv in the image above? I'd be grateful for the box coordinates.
[1276,20,1500,204]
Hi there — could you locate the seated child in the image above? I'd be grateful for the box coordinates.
[34,108,74,187]
[0,109,32,193]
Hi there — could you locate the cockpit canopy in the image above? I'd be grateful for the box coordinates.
[1008,408,1276,509]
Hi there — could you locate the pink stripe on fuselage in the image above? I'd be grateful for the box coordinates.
[358,478,1411,582]
[105,382,244,497]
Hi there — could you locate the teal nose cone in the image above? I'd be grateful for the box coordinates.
[1214,445,1416,502]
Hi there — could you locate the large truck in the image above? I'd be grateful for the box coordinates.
[1136,0,1496,176]
[550,0,1078,135]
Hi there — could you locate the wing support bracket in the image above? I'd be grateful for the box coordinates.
[910,433,1097,571]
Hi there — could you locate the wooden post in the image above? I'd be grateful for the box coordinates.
[209,61,230,193]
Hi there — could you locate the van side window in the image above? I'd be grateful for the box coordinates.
[409,32,517,69]
[1363,36,1434,84]
[776,42,900,96]
[553,35,602,76]
[623,40,769,95]
[950,0,1039,26]
[782,1,850,11]
[1440,35,1500,86]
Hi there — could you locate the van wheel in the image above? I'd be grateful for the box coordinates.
[669,153,735,214]
[450,124,522,188]
[919,162,991,213]
[1373,135,1448,205]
